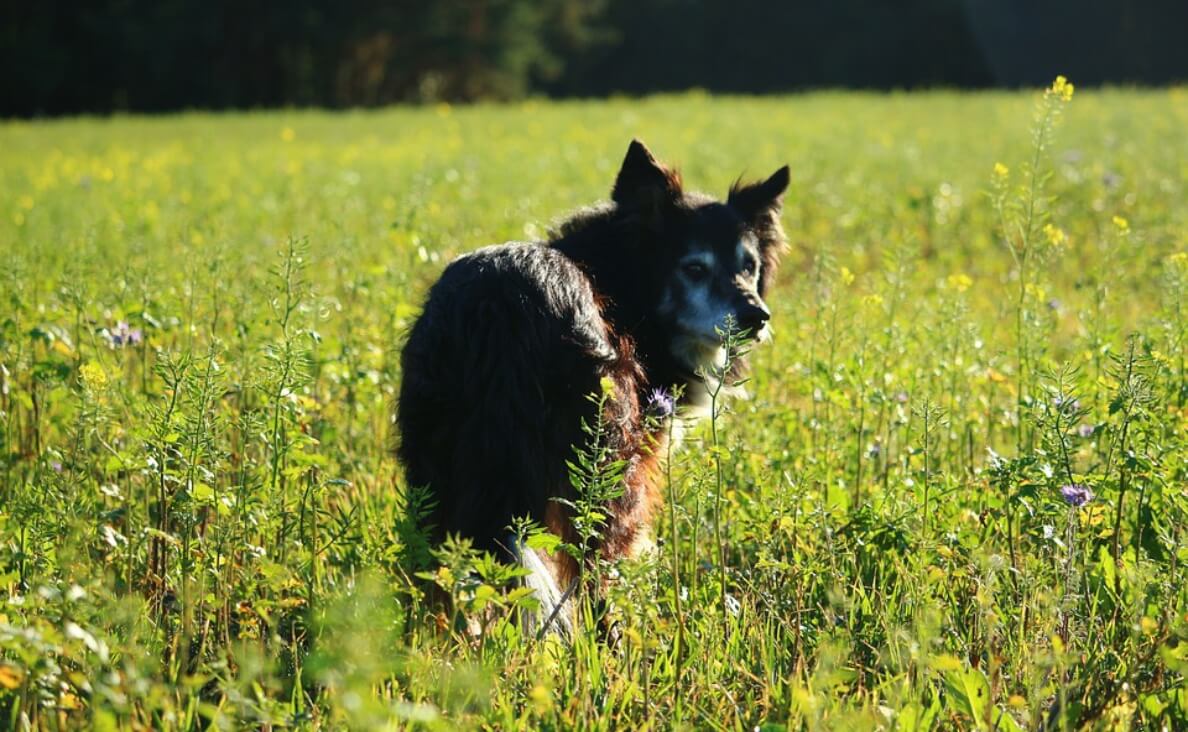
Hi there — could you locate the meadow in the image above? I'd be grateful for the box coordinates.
[1,85,1187,730]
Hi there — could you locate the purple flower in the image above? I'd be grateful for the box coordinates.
[894,391,909,404]
[646,388,675,419]
[1060,484,1093,507]
[1053,395,1081,416]
[51,461,63,473]
[1077,423,1095,438]
[108,321,143,348]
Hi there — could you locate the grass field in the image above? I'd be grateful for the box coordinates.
[2,85,1187,730]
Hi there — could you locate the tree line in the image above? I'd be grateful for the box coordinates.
[2,0,1185,117]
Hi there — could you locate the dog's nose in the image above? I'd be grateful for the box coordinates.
[736,302,770,335]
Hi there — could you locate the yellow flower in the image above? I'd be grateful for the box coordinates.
[993,162,1009,179]
[1112,215,1129,233]
[599,376,616,397]
[280,127,296,142]
[862,293,884,308]
[80,361,108,391]
[839,266,855,286]
[1043,223,1066,247]
[0,663,23,690]
[1049,75,1075,102]
[947,273,973,292]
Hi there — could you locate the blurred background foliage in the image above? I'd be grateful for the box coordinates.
[3,0,1186,117]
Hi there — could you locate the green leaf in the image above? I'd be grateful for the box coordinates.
[191,482,215,502]
[1160,638,1188,674]
[944,667,991,729]
[525,532,561,553]
[1098,544,1117,595]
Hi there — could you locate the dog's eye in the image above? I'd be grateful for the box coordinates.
[682,261,709,279]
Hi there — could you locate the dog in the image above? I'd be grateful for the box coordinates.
[397,140,788,634]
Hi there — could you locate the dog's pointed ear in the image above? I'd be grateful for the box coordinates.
[728,165,790,222]
[612,139,683,210]
[730,166,790,295]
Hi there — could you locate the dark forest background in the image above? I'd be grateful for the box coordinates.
[3,0,1187,117]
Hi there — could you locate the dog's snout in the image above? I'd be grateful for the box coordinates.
[736,301,770,335]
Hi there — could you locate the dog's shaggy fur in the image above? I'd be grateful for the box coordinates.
[397,140,788,631]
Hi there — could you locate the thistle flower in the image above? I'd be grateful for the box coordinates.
[1077,423,1095,438]
[108,321,143,348]
[646,388,675,419]
[1053,395,1081,415]
[1060,484,1093,507]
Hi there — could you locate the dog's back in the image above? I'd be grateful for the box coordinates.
[397,243,631,559]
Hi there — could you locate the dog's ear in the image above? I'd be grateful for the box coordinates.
[730,166,790,295]
[611,139,683,213]
[728,165,790,222]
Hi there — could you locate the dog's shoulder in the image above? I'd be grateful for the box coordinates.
[420,241,618,363]
[437,242,581,293]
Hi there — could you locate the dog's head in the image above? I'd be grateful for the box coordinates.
[611,139,789,375]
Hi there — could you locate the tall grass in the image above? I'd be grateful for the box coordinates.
[0,85,1186,729]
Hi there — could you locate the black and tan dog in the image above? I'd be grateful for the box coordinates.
[397,140,788,633]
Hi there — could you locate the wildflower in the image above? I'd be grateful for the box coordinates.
[1053,395,1081,415]
[1048,75,1075,102]
[862,293,884,308]
[1060,484,1093,507]
[1043,223,1066,247]
[839,266,855,286]
[947,273,973,292]
[1077,423,1095,438]
[993,162,1009,179]
[646,388,675,419]
[107,321,143,348]
[599,376,616,398]
[894,390,909,404]
[1112,215,1130,233]
[79,361,108,391]
[1047,298,1061,311]
[280,127,296,142]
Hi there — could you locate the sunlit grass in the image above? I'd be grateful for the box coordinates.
[1,87,1187,729]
